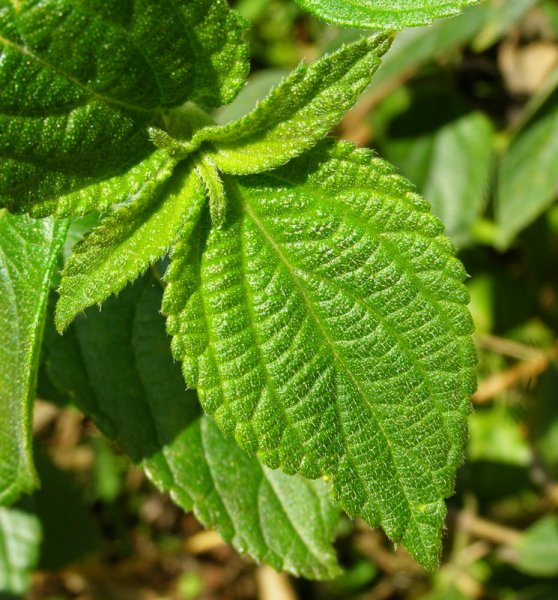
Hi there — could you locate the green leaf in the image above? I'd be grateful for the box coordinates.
[42,276,341,579]
[21,149,173,219]
[0,0,248,213]
[372,82,493,247]
[294,0,480,30]
[191,35,392,175]
[55,160,206,331]
[0,211,68,505]
[514,516,558,577]
[470,0,538,51]
[195,156,228,228]
[541,0,558,37]
[495,86,558,248]
[0,507,41,595]
[468,405,531,467]
[164,141,477,569]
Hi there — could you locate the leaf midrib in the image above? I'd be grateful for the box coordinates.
[240,194,421,538]
[263,179,469,471]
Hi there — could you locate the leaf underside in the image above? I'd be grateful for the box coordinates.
[295,0,479,29]
[164,141,477,568]
[42,276,341,579]
[0,211,68,505]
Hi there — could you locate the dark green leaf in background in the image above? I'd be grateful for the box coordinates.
[42,277,341,579]
[28,448,100,571]
[372,82,493,247]
[470,0,539,51]
[468,405,530,467]
[530,364,558,480]
[514,516,558,577]
[347,0,539,90]
[495,84,558,248]
[541,0,558,37]
[0,211,68,506]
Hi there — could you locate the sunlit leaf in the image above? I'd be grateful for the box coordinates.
[295,0,480,30]
[164,141,476,569]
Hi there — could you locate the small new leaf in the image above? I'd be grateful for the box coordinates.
[164,142,477,569]
[295,0,480,30]
[191,35,392,175]
[56,161,206,332]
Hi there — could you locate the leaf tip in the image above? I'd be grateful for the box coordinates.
[53,296,74,334]
[370,30,396,51]
[53,312,70,335]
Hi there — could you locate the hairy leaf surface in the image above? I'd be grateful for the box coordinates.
[0,211,67,505]
[294,0,480,30]
[0,0,248,212]
[42,277,340,579]
[192,35,392,174]
[15,150,173,219]
[55,161,206,330]
[164,141,477,568]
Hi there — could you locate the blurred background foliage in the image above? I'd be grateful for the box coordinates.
[4,0,558,598]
